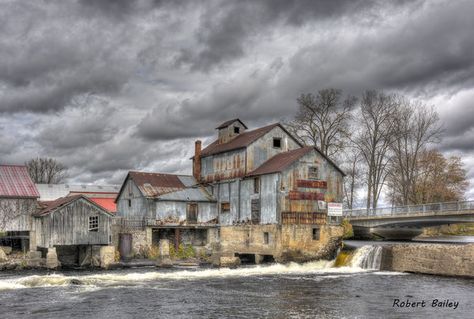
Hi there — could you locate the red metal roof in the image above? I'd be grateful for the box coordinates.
[0,165,40,198]
[90,197,117,213]
[201,123,280,157]
[246,147,314,177]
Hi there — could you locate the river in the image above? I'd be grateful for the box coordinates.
[0,245,472,319]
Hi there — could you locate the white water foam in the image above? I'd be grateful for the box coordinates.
[0,245,395,290]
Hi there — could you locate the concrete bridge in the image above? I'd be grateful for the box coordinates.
[343,201,474,239]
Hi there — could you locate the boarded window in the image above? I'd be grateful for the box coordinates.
[312,228,320,240]
[187,203,198,223]
[254,177,260,194]
[89,216,99,232]
[308,166,319,180]
[263,232,269,244]
[234,126,240,134]
[251,199,260,223]
[221,202,230,213]
[273,137,281,148]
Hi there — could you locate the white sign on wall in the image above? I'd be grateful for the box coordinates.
[327,202,343,216]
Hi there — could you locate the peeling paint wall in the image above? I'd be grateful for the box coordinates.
[155,201,217,223]
[201,148,246,183]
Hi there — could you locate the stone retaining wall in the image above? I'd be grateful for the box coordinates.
[380,243,474,277]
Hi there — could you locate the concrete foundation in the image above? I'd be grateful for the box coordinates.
[156,239,173,268]
[380,243,474,277]
[46,247,60,269]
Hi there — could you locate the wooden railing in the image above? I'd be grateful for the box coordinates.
[281,212,326,225]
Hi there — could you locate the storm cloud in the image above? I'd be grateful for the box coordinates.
[1,0,473,198]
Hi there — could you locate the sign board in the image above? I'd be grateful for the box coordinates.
[327,202,343,216]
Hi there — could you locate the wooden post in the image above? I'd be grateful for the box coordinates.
[174,228,180,250]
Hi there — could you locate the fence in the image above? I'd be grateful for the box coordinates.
[343,200,474,217]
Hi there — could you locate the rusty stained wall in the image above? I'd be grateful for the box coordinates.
[116,178,155,219]
[201,148,246,183]
[154,201,218,223]
[217,173,280,226]
[246,126,301,172]
[0,198,37,231]
[218,120,247,144]
[34,198,111,248]
[279,149,343,214]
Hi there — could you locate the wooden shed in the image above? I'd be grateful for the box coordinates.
[34,195,113,248]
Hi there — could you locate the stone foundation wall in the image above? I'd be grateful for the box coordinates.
[219,224,343,262]
[381,244,474,277]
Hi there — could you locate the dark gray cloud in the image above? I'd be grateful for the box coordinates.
[1,0,473,198]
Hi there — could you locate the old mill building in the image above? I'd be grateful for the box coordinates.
[115,119,345,263]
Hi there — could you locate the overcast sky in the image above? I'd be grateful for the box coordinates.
[1,0,473,199]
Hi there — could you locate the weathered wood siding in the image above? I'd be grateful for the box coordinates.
[246,126,300,172]
[155,201,217,223]
[34,198,111,248]
[218,121,247,144]
[0,198,36,231]
[116,179,154,218]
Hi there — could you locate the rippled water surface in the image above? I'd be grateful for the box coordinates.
[0,260,472,319]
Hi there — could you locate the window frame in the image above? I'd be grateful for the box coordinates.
[221,202,230,213]
[312,227,320,240]
[254,177,260,194]
[263,232,269,245]
[308,166,320,180]
[272,137,282,148]
[234,126,240,134]
[89,216,99,232]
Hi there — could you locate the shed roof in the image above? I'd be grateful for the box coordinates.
[0,165,40,198]
[215,118,248,129]
[158,186,216,202]
[118,171,196,200]
[35,195,112,216]
[201,123,291,157]
[246,146,346,177]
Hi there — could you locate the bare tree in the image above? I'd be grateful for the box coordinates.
[387,98,443,205]
[286,89,356,158]
[352,90,397,210]
[342,148,362,209]
[25,157,68,184]
[0,199,36,230]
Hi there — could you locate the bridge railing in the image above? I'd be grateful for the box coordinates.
[343,200,474,217]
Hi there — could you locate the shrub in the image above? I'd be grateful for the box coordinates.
[341,218,354,239]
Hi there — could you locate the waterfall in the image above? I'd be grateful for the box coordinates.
[350,245,383,270]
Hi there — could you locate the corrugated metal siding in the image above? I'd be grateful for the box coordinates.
[201,149,246,183]
[246,126,301,172]
[155,201,218,223]
[116,179,154,219]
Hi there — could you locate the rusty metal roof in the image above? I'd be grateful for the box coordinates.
[246,146,345,177]
[0,165,40,198]
[158,186,216,202]
[127,171,191,198]
[246,147,314,177]
[201,123,281,157]
[35,195,112,216]
[215,118,248,129]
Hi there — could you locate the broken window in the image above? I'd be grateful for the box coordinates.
[221,202,230,213]
[234,126,240,134]
[273,137,281,148]
[187,203,198,223]
[251,199,260,223]
[254,177,260,194]
[312,227,320,240]
[89,216,99,232]
[263,232,269,244]
[308,166,319,180]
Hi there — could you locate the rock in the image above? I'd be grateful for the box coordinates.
[27,251,42,259]
[156,256,173,268]
[99,246,116,269]
[46,247,60,269]
[0,248,8,262]
[0,246,12,255]
[219,256,241,267]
